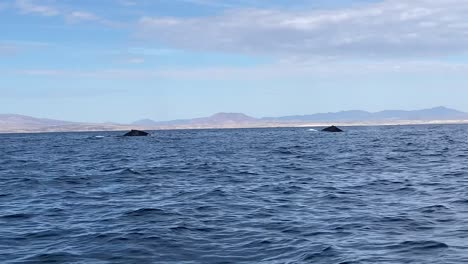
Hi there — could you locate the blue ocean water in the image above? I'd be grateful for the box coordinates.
[1,125,468,263]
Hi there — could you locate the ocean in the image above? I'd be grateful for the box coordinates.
[1,125,468,263]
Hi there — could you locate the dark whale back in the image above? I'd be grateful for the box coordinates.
[322,126,343,133]
[123,130,150,137]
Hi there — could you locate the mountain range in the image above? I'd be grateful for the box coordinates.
[1,107,468,133]
[0,114,132,133]
[262,106,468,123]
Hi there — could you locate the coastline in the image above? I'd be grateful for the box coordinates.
[1,119,468,134]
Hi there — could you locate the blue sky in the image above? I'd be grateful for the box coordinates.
[2,0,468,123]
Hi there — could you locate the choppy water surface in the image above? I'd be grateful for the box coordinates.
[2,125,468,263]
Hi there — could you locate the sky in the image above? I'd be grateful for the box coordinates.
[2,0,468,123]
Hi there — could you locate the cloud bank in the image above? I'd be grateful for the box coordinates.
[138,0,468,58]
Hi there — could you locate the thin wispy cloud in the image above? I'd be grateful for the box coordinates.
[14,0,118,26]
[16,0,59,16]
[0,44,18,55]
[171,0,302,9]
[0,2,9,10]
[123,57,145,64]
[0,40,51,56]
[128,47,178,56]
[137,0,468,58]
[13,59,468,81]
[105,47,177,65]
[118,0,137,7]
[66,11,100,22]
[176,0,238,8]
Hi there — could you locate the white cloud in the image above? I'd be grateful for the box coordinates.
[67,11,99,22]
[137,0,468,58]
[16,0,59,16]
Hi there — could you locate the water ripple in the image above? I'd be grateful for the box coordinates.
[2,126,468,263]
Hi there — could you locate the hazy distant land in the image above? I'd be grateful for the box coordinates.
[1,107,468,133]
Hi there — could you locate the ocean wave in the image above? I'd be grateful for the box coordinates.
[3,126,468,263]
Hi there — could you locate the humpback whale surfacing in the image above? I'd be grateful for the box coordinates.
[123,130,150,137]
[322,126,343,133]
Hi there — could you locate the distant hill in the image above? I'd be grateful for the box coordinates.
[0,114,73,126]
[133,113,258,127]
[373,107,468,121]
[2,107,468,133]
[0,114,132,133]
[190,113,257,125]
[0,114,74,132]
[263,107,468,123]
